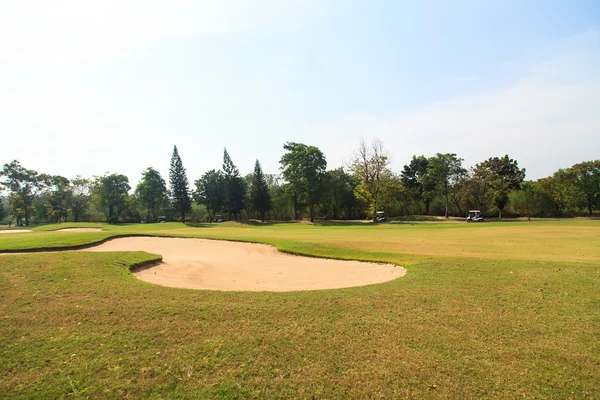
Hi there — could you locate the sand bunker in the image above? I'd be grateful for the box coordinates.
[0,230,32,234]
[56,228,103,232]
[84,237,405,292]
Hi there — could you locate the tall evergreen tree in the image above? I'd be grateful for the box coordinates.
[250,160,271,222]
[169,146,192,222]
[222,148,245,220]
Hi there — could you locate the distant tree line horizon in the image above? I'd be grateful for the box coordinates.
[1,139,599,225]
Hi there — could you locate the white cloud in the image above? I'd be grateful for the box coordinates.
[0,0,331,63]
[304,29,600,180]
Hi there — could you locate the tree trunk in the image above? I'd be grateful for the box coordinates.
[588,195,593,217]
[445,188,449,218]
[293,193,299,220]
[21,192,29,225]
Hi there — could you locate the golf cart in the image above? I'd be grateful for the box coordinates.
[157,216,167,223]
[466,210,484,222]
[214,214,225,223]
[375,211,388,223]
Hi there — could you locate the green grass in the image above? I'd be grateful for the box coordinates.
[1,220,599,398]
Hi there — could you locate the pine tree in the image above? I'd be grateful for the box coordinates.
[251,160,271,222]
[169,146,191,222]
[222,148,245,220]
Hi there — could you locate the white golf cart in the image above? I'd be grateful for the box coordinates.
[466,210,484,222]
[375,211,388,223]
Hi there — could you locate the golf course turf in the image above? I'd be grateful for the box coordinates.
[1,220,599,398]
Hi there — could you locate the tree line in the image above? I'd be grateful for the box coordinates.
[1,140,599,225]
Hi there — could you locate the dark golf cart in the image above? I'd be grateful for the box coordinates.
[157,216,167,223]
[214,214,225,223]
[466,210,484,222]
[375,211,388,223]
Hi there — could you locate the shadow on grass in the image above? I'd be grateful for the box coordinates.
[313,220,374,227]
[231,220,302,227]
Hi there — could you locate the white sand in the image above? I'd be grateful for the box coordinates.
[84,237,405,292]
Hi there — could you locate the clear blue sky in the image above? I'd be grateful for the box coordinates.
[1,0,598,186]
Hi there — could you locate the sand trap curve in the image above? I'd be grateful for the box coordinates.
[84,237,406,292]
[56,228,103,232]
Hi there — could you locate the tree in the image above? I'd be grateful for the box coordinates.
[465,168,494,214]
[222,148,245,220]
[422,153,466,218]
[280,142,327,222]
[570,161,600,216]
[474,155,526,218]
[250,160,272,222]
[47,175,71,223]
[136,167,168,223]
[401,155,432,215]
[320,168,362,220]
[70,176,91,222]
[0,194,5,221]
[448,173,469,217]
[378,174,406,217]
[91,173,131,224]
[349,138,390,219]
[512,180,542,220]
[194,170,225,222]
[169,146,192,222]
[0,160,49,225]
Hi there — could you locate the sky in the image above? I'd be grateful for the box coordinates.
[1,0,599,187]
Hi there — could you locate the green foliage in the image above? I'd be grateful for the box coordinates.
[0,160,49,224]
[280,142,327,222]
[570,160,600,216]
[69,176,91,222]
[472,155,526,218]
[169,146,192,222]
[320,168,364,219]
[348,138,389,219]
[378,174,406,217]
[222,148,245,220]
[269,185,294,220]
[194,169,226,222]
[250,160,271,222]
[91,173,131,224]
[45,175,72,223]
[421,153,466,218]
[136,167,168,223]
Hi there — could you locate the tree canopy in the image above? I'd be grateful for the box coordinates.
[194,169,225,222]
[136,167,168,223]
[280,142,327,222]
[349,138,390,219]
[1,160,49,224]
[91,173,131,224]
